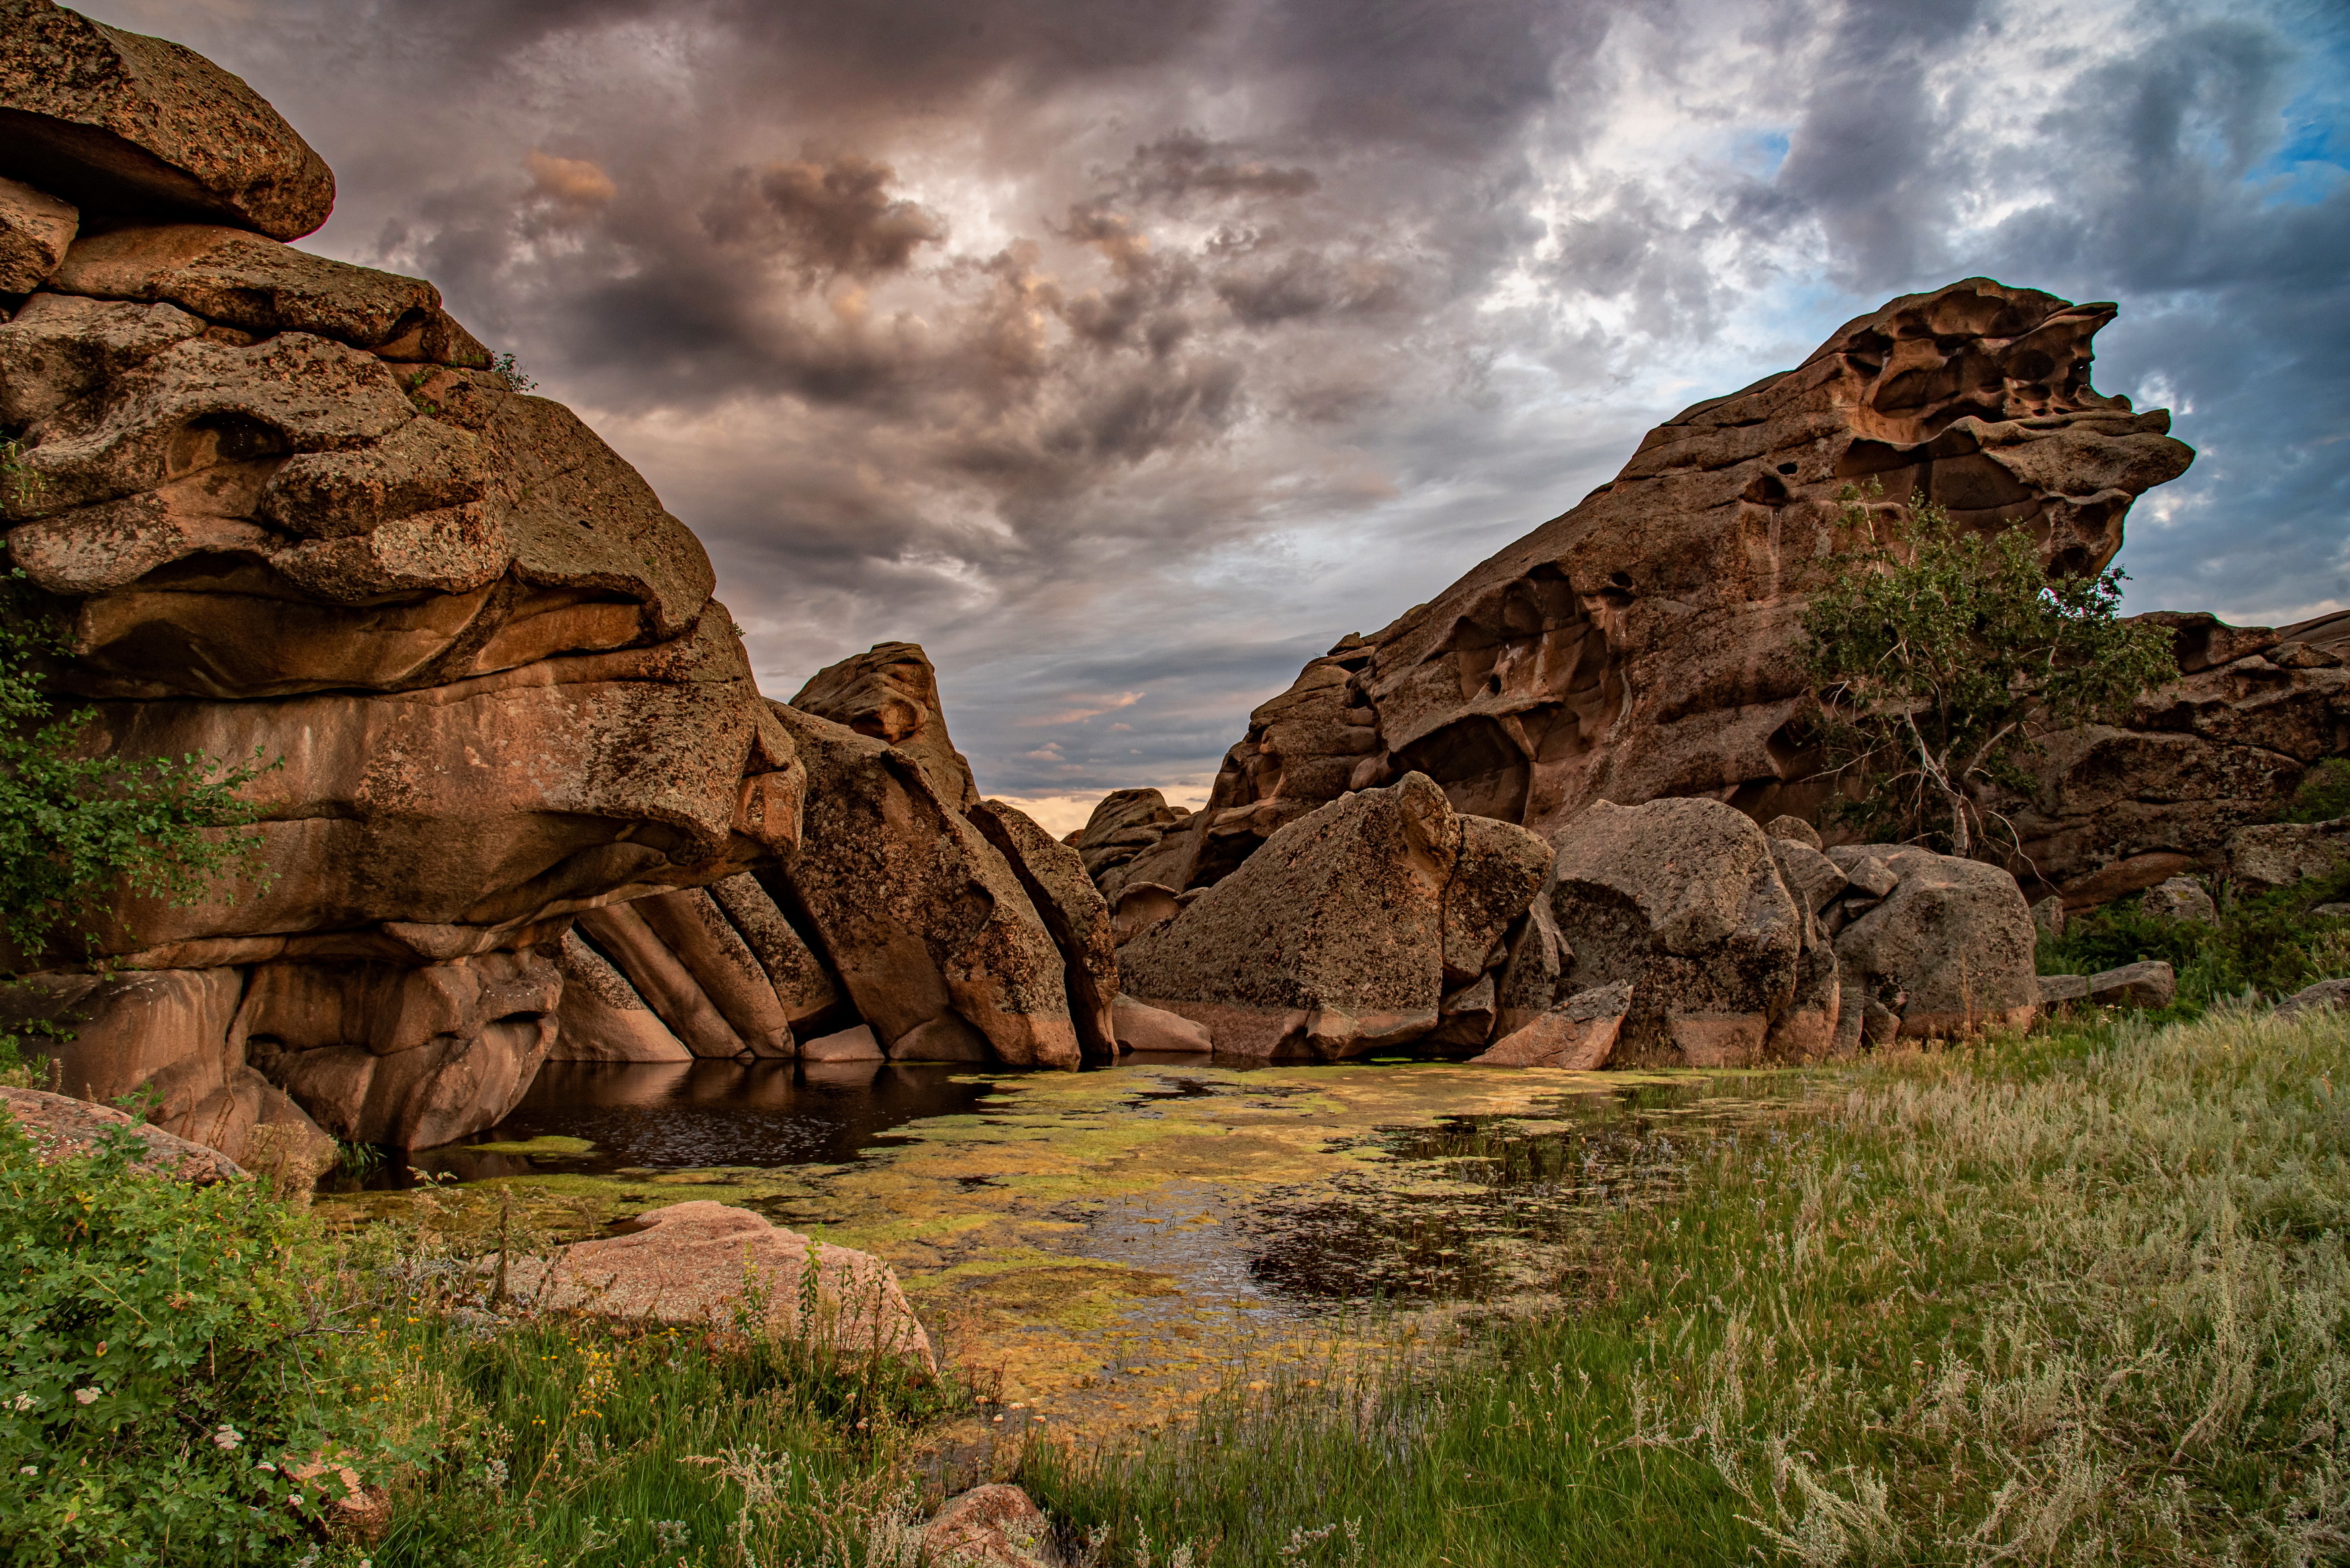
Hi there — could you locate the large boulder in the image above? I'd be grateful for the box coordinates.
[1,1084,245,1182]
[1116,773,1551,1057]
[0,0,335,240]
[504,1201,935,1373]
[1828,845,2040,1040]
[1540,798,1807,1067]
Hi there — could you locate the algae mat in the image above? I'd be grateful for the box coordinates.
[322,1061,1801,1446]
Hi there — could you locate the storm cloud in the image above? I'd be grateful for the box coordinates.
[79,0,2350,830]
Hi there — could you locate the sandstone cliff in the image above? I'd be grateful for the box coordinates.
[1086,280,2346,908]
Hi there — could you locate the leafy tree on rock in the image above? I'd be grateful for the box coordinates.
[0,568,269,1079]
[1801,484,2175,859]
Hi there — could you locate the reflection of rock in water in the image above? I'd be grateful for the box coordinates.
[327,1061,999,1187]
[1240,1093,1730,1307]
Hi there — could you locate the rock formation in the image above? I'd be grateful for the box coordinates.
[0,5,1115,1153]
[1084,278,2343,912]
[1116,772,1552,1057]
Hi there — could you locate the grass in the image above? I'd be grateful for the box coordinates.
[316,1186,963,1568]
[1021,1008,2350,1566]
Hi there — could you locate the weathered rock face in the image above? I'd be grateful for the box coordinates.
[1100,279,2324,912]
[1538,798,1807,1067]
[0,0,334,240]
[1115,772,1552,1057]
[2002,611,2350,906]
[1074,787,1196,903]
[1825,844,2040,1044]
[0,17,800,1151]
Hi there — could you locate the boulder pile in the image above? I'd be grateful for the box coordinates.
[0,5,1118,1154]
[1113,784,2038,1065]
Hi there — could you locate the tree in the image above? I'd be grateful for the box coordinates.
[0,569,269,1063]
[1801,484,2176,859]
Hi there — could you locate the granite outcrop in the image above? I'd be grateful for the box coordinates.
[0,5,1117,1155]
[1084,279,2341,914]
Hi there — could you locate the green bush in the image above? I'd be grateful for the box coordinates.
[2280,756,2350,824]
[0,1121,416,1567]
[2038,863,2350,1007]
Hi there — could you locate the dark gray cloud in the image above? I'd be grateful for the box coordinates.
[83,0,2350,828]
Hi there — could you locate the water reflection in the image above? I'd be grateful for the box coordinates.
[332,1059,1000,1189]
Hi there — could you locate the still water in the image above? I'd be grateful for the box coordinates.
[324,1054,1809,1439]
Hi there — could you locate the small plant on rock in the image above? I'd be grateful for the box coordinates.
[1801,483,2174,857]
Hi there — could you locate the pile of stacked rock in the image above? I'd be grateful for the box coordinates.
[0,3,1159,1156]
[1109,781,2040,1067]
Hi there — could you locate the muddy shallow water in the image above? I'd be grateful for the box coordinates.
[318,1054,1815,1446]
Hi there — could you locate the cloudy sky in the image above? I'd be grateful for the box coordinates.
[87,0,2349,832]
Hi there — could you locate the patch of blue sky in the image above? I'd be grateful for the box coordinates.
[2246,19,2350,207]
[1731,128,1791,183]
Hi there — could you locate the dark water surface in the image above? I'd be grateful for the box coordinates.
[337,1059,1002,1188]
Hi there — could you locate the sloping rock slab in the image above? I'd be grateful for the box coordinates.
[1472,980,1634,1068]
[0,1085,244,1181]
[506,1201,934,1373]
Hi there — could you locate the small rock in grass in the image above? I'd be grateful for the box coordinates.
[2141,875,2216,925]
[923,1484,1063,1566]
[2087,960,2176,1010]
[2274,977,2350,1019]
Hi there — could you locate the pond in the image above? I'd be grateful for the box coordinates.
[316,1052,1817,1447]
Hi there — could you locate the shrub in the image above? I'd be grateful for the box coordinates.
[1802,486,2173,857]
[0,1120,419,1567]
[0,571,270,968]
[2039,863,2350,1007]
[2280,756,2350,824]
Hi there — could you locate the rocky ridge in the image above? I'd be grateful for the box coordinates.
[1082,280,2346,911]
